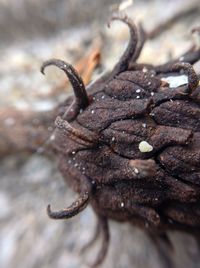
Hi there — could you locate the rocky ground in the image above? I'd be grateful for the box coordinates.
[0,0,200,268]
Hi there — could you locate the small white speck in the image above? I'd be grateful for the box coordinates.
[150,92,154,96]
[154,198,158,201]
[93,97,96,100]
[179,56,184,61]
[121,202,125,207]
[150,113,155,117]
[91,180,95,184]
[64,64,67,67]
[142,123,147,128]
[72,151,76,155]
[139,141,153,153]
[142,67,148,73]
[136,95,140,99]
[136,89,141,93]
[74,163,78,167]
[68,159,72,164]
[134,168,139,174]
[4,117,15,126]
[91,110,95,114]
[148,82,151,86]
[111,137,116,142]
[50,135,55,141]
[101,95,105,99]
[79,109,83,114]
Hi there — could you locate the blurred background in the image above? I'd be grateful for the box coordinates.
[0,0,200,268]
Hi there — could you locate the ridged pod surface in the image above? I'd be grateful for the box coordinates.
[41,14,200,267]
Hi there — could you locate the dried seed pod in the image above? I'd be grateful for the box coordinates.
[42,14,200,267]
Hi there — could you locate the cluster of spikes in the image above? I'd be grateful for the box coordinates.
[40,13,198,149]
[40,12,199,221]
[40,13,199,267]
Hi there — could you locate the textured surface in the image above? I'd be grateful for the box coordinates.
[0,1,200,268]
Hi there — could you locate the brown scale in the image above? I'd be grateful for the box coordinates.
[41,14,200,267]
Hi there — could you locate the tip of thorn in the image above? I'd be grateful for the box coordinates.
[47,204,51,215]
[40,65,45,75]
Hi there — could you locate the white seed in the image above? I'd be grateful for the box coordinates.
[121,202,125,207]
[150,92,154,96]
[136,95,140,99]
[91,110,95,114]
[142,123,147,128]
[136,89,141,93]
[138,141,153,153]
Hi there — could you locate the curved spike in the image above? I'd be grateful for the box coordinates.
[131,22,146,63]
[171,62,199,93]
[108,13,138,76]
[90,217,109,268]
[80,221,101,254]
[55,116,99,145]
[191,26,200,35]
[47,192,89,219]
[41,59,89,109]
